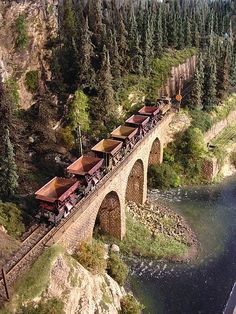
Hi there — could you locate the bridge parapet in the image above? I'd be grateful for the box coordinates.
[47,112,175,250]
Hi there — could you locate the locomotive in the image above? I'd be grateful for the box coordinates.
[35,98,172,224]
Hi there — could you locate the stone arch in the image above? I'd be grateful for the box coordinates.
[148,137,162,166]
[125,159,144,204]
[96,191,122,239]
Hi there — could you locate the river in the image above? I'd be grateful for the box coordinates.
[129,175,236,314]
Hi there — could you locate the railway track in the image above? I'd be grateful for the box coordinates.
[0,112,174,304]
[0,224,54,302]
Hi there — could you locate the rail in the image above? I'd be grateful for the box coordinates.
[0,111,174,301]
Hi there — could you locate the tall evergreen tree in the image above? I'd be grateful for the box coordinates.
[0,128,18,199]
[203,57,217,111]
[97,48,117,123]
[217,47,230,100]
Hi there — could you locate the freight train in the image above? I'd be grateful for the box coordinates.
[35,97,172,224]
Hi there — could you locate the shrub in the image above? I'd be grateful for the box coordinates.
[74,241,107,274]
[15,14,29,50]
[20,298,64,314]
[0,201,25,237]
[59,126,75,150]
[25,71,39,93]
[190,110,213,132]
[5,78,20,108]
[120,294,144,314]
[107,253,128,286]
[148,163,181,189]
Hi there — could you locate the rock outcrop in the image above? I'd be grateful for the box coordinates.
[0,0,58,109]
[46,254,125,314]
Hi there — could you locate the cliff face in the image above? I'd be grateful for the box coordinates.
[0,0,58,109]
[48,255,125,314]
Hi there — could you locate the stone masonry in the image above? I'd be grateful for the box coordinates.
[48,113,175,250]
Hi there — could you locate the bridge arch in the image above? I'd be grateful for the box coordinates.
[148,137,162,166]
[96,191,122,239]
[125,159,144,204]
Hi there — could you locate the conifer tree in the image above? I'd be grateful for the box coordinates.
[0,128,18,199]
[203,57,217,111]
[217,48,230,100]
[78,17,96,89]
[97,48,116,123]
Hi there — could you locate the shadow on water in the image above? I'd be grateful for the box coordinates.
[130,176,236,314]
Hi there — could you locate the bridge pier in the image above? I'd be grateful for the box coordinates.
[48,113,174,250]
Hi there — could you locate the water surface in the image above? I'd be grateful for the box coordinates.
[130,176,236,314]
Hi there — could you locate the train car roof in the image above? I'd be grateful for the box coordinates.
[35,177,78,203]
[67,156,104,176]
[92,139,123,156]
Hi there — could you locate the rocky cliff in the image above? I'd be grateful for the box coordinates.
[0,0,58,108]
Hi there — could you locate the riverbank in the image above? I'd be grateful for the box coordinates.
[97,200,198,263]
[127,200,199,262]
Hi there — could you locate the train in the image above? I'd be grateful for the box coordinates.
[35,97,173,224]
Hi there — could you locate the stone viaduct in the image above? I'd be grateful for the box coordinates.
[48,112,175,249]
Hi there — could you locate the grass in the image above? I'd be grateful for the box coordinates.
[97,214,187,261]
[25,70,39,93]
[19,298,64,314]
[211,93,236,123]
[2,245,63,313]
[211,123,236,147]
[0,201,25,238]
[116,48,197,111]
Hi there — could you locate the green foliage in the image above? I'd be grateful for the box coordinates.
[0,128,19,199]
[98,214,187,260]
[59,126,75,149]
[20,298,64,314]
[148,164,181,190]
[68,90,90,132]
[25,71,39,93]
[107,253,128,286]
[148,126,208,188]
[120,294,144,314]
[0,201,25,237]
[15,245,63,302]
[15,14,29,50]
[74,240,107,274]
[190,110,213,132]
[5,78,20,108]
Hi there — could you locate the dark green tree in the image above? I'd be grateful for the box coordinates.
[97,48,117,124]
[0,128,18,199]
[203,57,217,111]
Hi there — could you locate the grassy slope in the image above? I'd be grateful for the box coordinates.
[97,214,187,261]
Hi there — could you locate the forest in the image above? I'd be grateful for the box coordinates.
[0,0,236,203]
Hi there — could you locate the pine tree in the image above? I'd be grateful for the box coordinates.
[97,48,117,124]
[217,47,230,101]
[203,57,217,111]
[153,5,163,56]
[78,17,96,89]
[188,68,203,110]
[0,128,18,199]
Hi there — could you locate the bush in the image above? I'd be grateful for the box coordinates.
[15,14,29,50]
[25,71,39,93]
[190,110,213,132]
[5,78,20,108]
[107,253,128,286]
[120,294,144,314]
[20,298,64,314]
[148,163,181,189]
[0,201,25,237]
[59,126,75,150]
[74,241,107,274]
